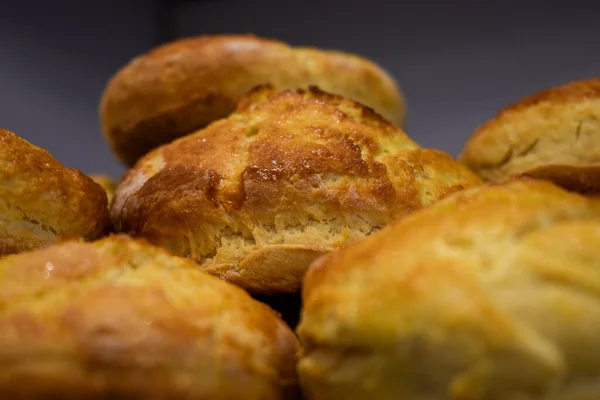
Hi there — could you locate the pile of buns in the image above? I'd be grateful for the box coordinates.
[1,34,599,399]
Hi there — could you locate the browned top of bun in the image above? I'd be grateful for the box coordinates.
[460,78,600,193]
[0,128,109,255]
[298,178,600,399]
[111,86,480,294]
[0,235,299,399]
[100,34,406,166]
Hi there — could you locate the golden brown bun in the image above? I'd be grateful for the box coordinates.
[88,173,117,204]
[297,178,600,400]
[111,86,481,295]
[0,235,299,399]
[0,128,109,256]
[100,34,406,166]
[460,78,600,193]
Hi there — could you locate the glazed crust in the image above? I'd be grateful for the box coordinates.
[111,86,481,294]
[0,128,109,256]
[100,34,406,166]
[297,178,600,400]
[459,78,600,193]
[0,235,299,399]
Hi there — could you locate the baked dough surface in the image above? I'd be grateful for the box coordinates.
[111,86,480,294]
[460,78,600,193]
[298,178,600,400]
[100,34,407,166]
[89,174,117,204]
[0,235,299,399]
[0,128,109,256]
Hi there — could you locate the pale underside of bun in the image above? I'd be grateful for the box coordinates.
[0,235,299,399]
[460,77,600,193]
[297,178,600,400]
[100,34,406,166]
[0,128,109,256]
[111,85,481,294]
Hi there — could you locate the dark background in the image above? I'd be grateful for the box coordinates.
[2,0,599,179]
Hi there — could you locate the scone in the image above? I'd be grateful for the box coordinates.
[0,235,298,399]
[89,173,117,204]
[111,86,481,294]
[0,128,109,256]
[297,178,600,400]
[100,34,406,166]
[460,78,600,193]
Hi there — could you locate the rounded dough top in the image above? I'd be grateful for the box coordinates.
[460,78,600,193]
[298,178,600,400]
[111,86,481,294]
[0,235,299,400]
[0,128,109,255]
[100,34,406,166]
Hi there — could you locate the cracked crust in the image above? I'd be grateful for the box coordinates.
[297,178,600,400]
[100,34,406,166]
[0,235,299,399]
[0,128,109,256]
[459,78,600,193]
[110,86,481,294]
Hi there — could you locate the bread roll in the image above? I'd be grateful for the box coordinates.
[0,235,298,399]
[0,128,109,256]
[297,178,600,400]
[460,78,600,193]
[100,34,406,166]
[111,86,481,295]
[89,173,117,204]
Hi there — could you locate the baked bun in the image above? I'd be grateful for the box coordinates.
[111,86,481,294]
[100,34,406,166]
[89,173,117,204]
[297,178,600,400]
[0,128,109,256]
[460,78,600,193]
[0,235,298,399]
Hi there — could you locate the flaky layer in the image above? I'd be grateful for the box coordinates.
[0,235,298,399]
[111,86,480,294]
[460,78,600,193]
[0,128,109,255]
[100,34,406,166]
[298,178,600,400]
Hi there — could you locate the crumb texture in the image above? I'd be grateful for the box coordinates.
[297,178,600,400]
[111,86,481,294]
